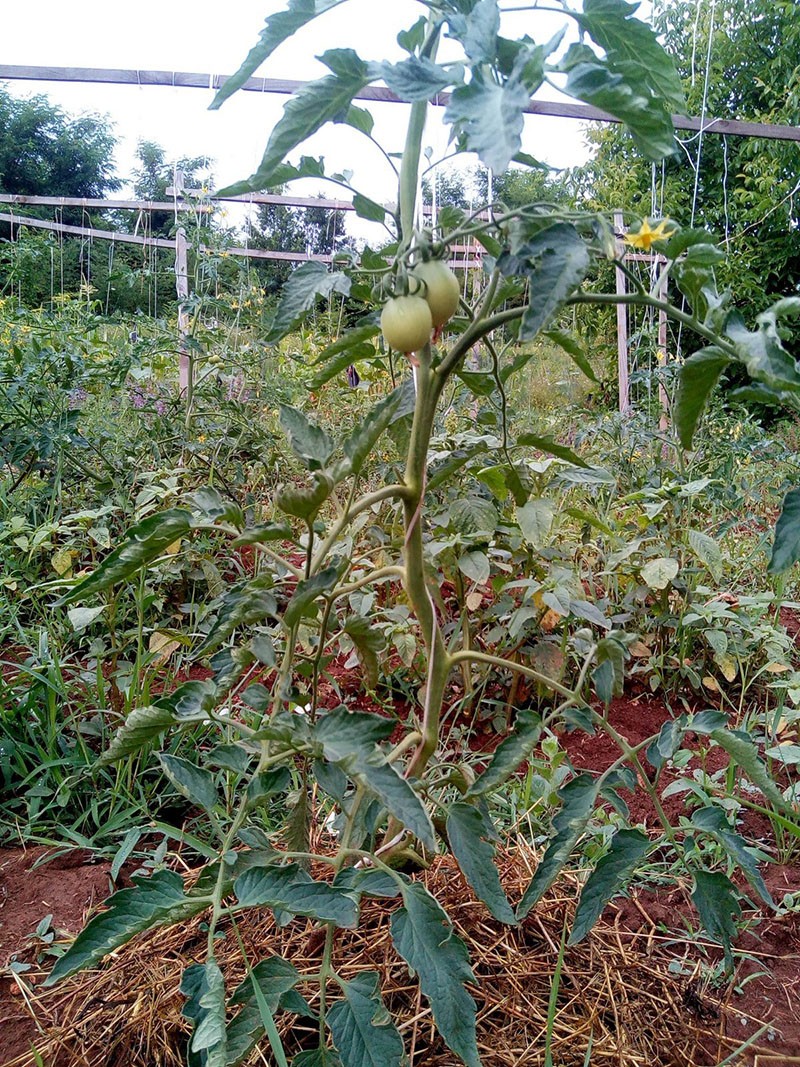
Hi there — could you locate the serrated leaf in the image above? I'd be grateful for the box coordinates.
[690,807,772,907]
[575,0,685,113]
[354,757,435,851]
[769,488,800,574]
[449,496,498,539]
[59,509,193,604]
[229,50,375,193]
[691,870,741,968]
[234,863,357,926]
[569,829,650,944]
[674,347,730,449]
[280,404,334,470]
[709,728,791,815]
[343,105,374,136]
[96,705,179,766]
[294,1049,343,1067]
[192,487,244,526]
[246,768,292,809]
[563,60,676,161]
[380,55,454,102]
[284,565,341,627]
[498,224,590,341]
[315,705,395,761]
[181,959,227,1064]
[159,754,219,813]
[448,0,500,63]
[447,803,516,924]
[46,870,208,985]
[352,193,387,223]
[226,957,301,1065]
[210,0,347,110]
[391,883,480,1067]
[516,432,590,468]
[267,262,351,345]
[198,581,278,655]
[466,708,541,796]
[307,320,380,389]
[458,550,490,585]
[338,378,415,479]
[688,530,723,582]
[445,63,531,174]
[517,774,599,919]
[328,972,404,1067]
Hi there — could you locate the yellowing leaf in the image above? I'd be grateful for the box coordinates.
[466,591,484,612]
[764,661,791,674]
[52,547,77,576]
[702,676,721,692]
[164,539,183,555]
[713,652,738,682]
[628,640,652,659]
[149,631,182,666]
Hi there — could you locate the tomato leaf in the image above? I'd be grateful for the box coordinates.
[267,262,351,346]
[447,802,517,924]
[569,828,651,944]
[328,972,405,1067]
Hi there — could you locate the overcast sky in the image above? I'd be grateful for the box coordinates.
[0,1,658,236]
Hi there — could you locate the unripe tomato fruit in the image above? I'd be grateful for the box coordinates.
[410,260,460,327]
[380,295,433,353]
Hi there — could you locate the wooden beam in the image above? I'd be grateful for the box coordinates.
[0,193,212,212]
[1,65,799,143]
[0,212,334,261]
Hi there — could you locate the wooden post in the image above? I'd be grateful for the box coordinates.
[614,211,630,416]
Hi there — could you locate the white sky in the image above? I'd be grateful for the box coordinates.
[0,1,655,238]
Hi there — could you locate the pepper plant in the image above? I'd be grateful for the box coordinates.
[46,2,800,1065]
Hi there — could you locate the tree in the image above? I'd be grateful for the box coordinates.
[0,86,119,201]
[577,0,800,310]
[247,190,348,289]
[129,140,213,237]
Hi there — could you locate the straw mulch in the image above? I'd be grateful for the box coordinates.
[6,843,760,1067]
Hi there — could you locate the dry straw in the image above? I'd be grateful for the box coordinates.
[4,842,787,1067]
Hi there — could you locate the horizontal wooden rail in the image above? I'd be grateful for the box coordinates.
[0,212,335,262]
[0,193,212,212]
[1,64,799,143]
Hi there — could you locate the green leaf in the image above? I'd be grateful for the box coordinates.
[46,870,208,985]
[198,580,278,655]
[449,495,499,539]
[233,523,295,547]
[315,705,395,760]
[234,863,358,926]
[391,883,480,1067]
[328,972,404,1067]
[727,310,800,394]
[209,0,347,110]
[569,829,650,944]
[691,870,741,969]
[674,346,730,449]
[67,605,106,632]
[280,405,334,470]
[517,774,599,919]
[690,807,772,907]
[709,728,792,815]
[542,329,599,383]
[267,262,351,345]
[159,754,219,813]
[575,0,685,113]
[182,959,227,1065]
[688,530,723,583]
[353,756,435,852]
[769,488,800,573]
[352,193,387,223]
[275,472,335,522]
[246,768,292,809]
[563,59,676,161]
[232,50,375,192]
[466,708,541,797]
[517,498,555,547]
[343,105,374,136]
[294,1049,343,1067]
[448,0,500,63]
[458,550,490,585]
[307,319,380,387]
[445,63,532,174]
[516,432,590,468]
[380,56,455,101]
[447,803,516,924]
[284,565,341,627]
[95,705,182,766]
[337,378,416,479]
[192,487,244,526]
[498,224,590,341]
[59,509,193,604]
[226,958,301,1065]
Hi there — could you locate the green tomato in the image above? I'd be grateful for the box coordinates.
[410,260,460,327]
[380,294,433,353]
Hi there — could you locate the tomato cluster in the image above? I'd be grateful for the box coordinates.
[380,260,460,354]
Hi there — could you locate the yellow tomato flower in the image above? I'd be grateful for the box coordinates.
[624,218,676,251]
